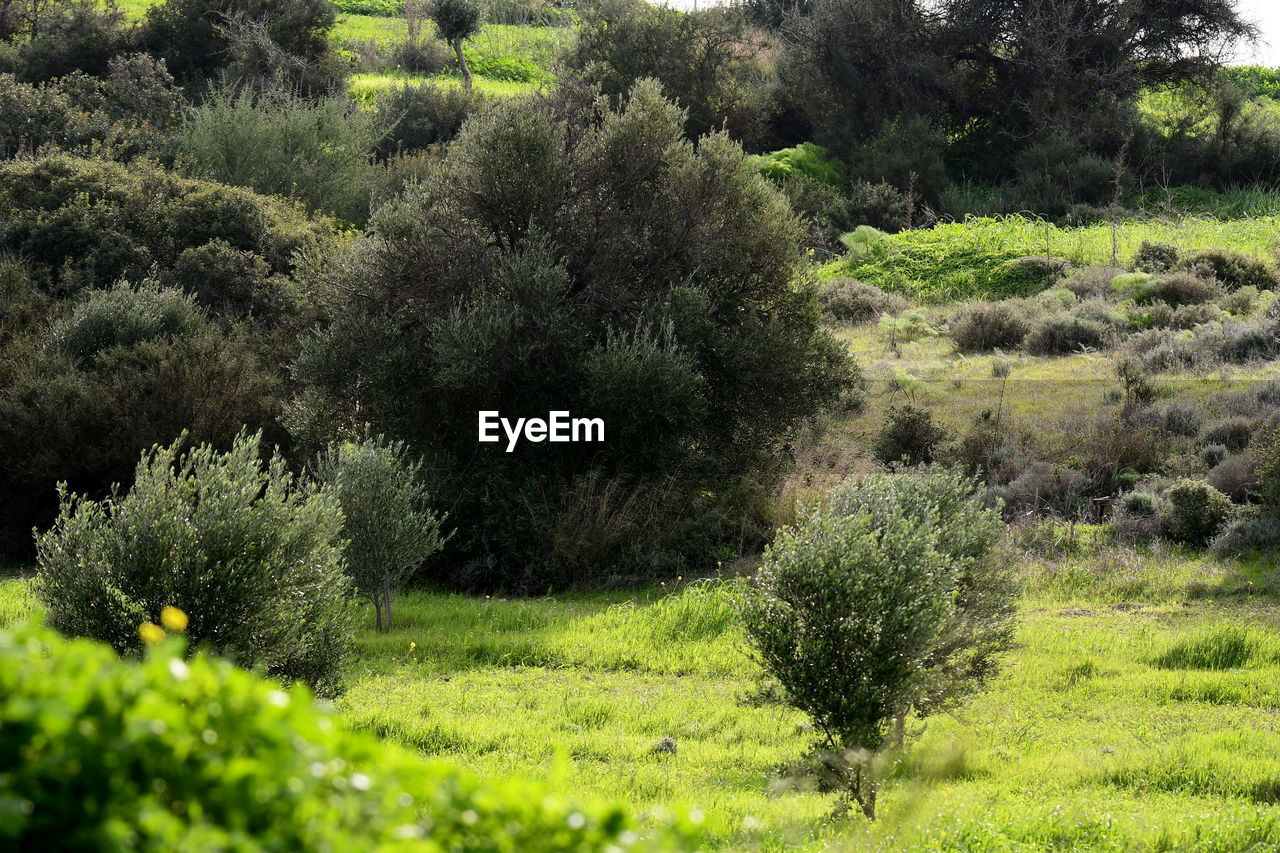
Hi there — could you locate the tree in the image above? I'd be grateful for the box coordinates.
[427,0,480,90]
[742,466,1012,819]
[292,81,854,589]
[312,435,447,631]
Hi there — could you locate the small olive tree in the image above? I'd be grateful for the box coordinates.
[427,0,481,89]
[35,431,356,696]
[312,436,446,631]
[742,466,1012,819]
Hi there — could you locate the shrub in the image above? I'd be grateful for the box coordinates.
[1211,511,1280,557]
[0,154,329,298]
[1170,302,1219,329]
[1252,426,1280,508]
[312,435,447,631]
[1111,271,1158,302]
[14,0,132,83]
[757,142,846,187]
[143,0,337,86]
[46,282,203,366]
[1219,285,1259,316]
[292,82,854,589]
[1113,489,1161,540]
[0,622,694,850]
[35,432,355,695]
[1207,453,1254,502]
[742,466,1011,819]
[879,306,937,344]
[163,238,285,319]
[989,257,1069,295]
[1201,415,1256,452]
[818,278,907,324]
[179,89,380,225]
[842,180,910,232]
[873,403,946,465]
[1200,443,1229,467]
[992,461,1090,518]
[1024,312,1110,355]
[1176,249,1278,291]
[375,81,478,155]
[565,0,770,144]
[1156,401,1204,438]
[950,301,1031,352]
[1060,265,1123,298]
[1150,272,1219,307]
[1134,240,1180,273]
[1159,478,1233,546]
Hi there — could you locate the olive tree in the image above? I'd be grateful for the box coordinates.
[742,466,1012,819]
[312,435,447,631]
[427,0,481,89]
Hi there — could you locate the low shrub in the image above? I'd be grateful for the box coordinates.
[1206,453,1255,502]
[950,301,1032,352]
[1155,401,1205,438]
[992,461,1091,518]
[1024,312,1110,355]
[1176,249,1278,291]
[873,404,947,465]
[1113,489,1161,540]
[817,278,907,323]
[375,81,479,155]
[842,180,910,232]
[46,283,203,367]
[1150,272,1219,307]
[757,142,846,187]
[1060,265,1123,298]
[35,432,355,695]
[1201,415,1257,452]
[989,256,1069,295]
[1159,478,1233,546]
[1211,510,1280,557]
[1111,271,1158,302]
[1200,443,1229,467]
[1169,303,1220,329]
[163,238,286,320]
[0,622,695,850]
[1219,285,1259,315]
[1134,240,1180,273]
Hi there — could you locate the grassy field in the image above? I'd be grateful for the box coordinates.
[825,215,1280,302]
[6,546,1280,851]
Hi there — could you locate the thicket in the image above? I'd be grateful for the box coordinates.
[293,81,854,590]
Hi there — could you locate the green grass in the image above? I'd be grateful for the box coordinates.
[10,550,1280,850]
[823,215,1280,302]
[349,70,541,102]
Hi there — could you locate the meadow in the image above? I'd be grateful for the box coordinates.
[5,542,1280,851]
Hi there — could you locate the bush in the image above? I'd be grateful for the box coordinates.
[1150,272,1219,307]
[1252,426,1280,508]
[1219,285,1259,316]
[1159,478,1233,546]
[178,89,380,225]
[1060,265,1123,299]
[757,142,845,186]
[1211,511,1280,557]
[1201,415,1256,452]
[1113,489,1161,540]
[1024,312,1110,355]
[950,301,1031,351]
[1134,240,1180,273]
[1111,271,1158,302]
[0,154,329,298]
[375,81,479,155]
[1200,443,1229,467]
[35,432,355,695]
[989,257,1068,295]
[143,0,337,87]
[1176,249,1278,291]
[1206,453,1254,502]
[163,238,286,319]
[1170,302,1220,329]
[293,81,854,589]
[0,622,694,850]
[312,435,447,631]
[742,466,1011,819]
[46,282,204,366]
[817,278,906,324]
[14,0,132,83]
[992,461,1091,518]
[842,180,910,232]
[873,403,946,465]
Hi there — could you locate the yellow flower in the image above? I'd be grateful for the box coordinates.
[409,642,417,651]
[139,622,166,645]
[160,606,188,633]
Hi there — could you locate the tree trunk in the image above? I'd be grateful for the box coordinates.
[373,597,383,632]
[383,587,393,632]
[453,38,472,90]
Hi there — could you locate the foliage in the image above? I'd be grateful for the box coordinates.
[742,466,1010,819]
[1134,240,1180,273]
[312,435,446,631]
[1158,478,1233,546]
[375,80,480,154]
[12,0,132,83]
[0,621,697,850]
[0,154,329,298]
[1176,249,1277,291]
[179,89,379,225]
[756,142,845,187]
[35,432,355,694]
[293,81,853,589]
[1024,312,1110,355]
[565,0,771,146]
[817,278,906,324]
[950,301,1032,352]
[873,403,946,466]
[46,282,203,367]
